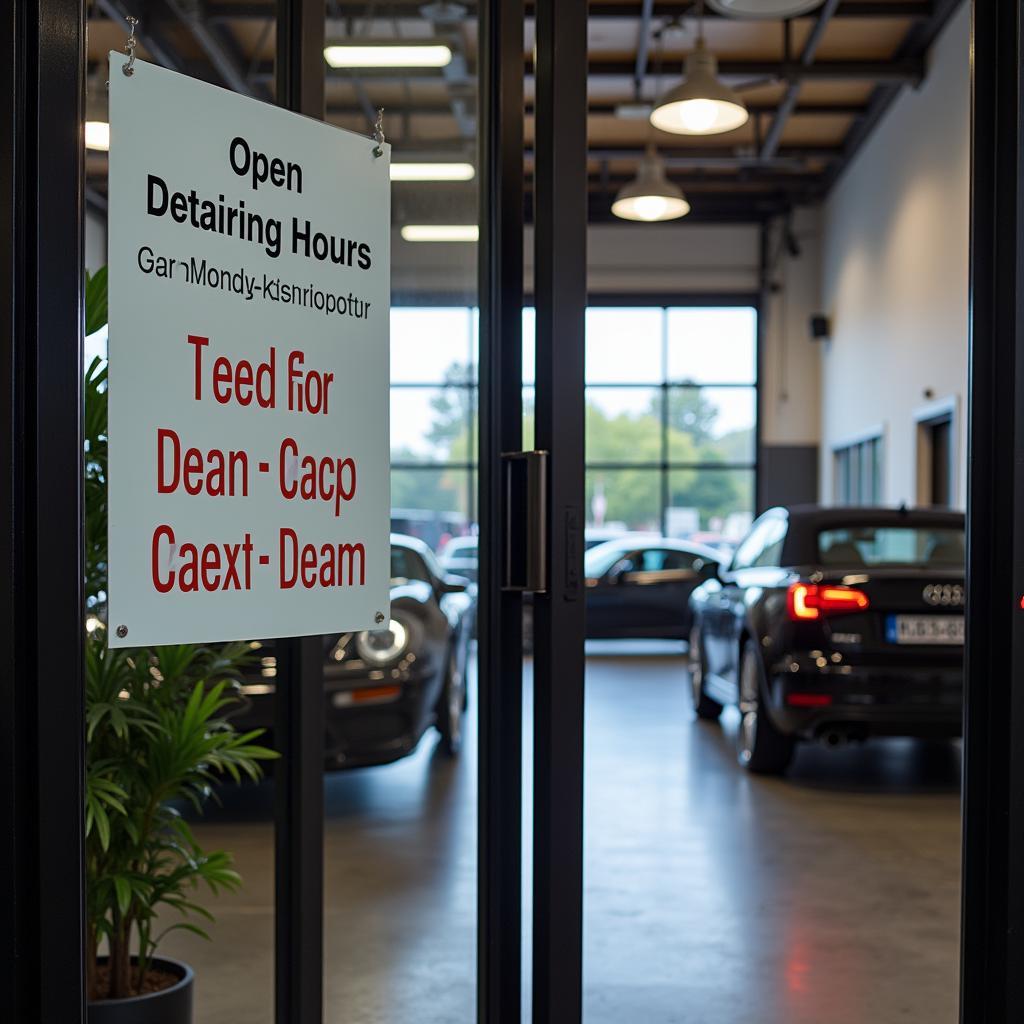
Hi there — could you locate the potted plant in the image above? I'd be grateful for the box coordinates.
[83,268,276,1021]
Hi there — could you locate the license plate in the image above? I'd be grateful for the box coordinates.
[885,615,964,645]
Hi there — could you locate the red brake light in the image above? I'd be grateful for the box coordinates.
[786,693,834,707]
[787,583,870,621]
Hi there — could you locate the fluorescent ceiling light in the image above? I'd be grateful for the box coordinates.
[85,120,110,151]
[323,43,452,68]
[401,224,479,242]
[611,149,690,223]
[650,38,749,136]
[390,162,475,182]
[708,0,824,17]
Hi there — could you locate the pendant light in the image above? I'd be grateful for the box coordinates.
[649,2,749,136]
[611,147,690,222]
[708,0,823,17]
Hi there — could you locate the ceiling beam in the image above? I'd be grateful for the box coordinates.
[94,0,185,72]
[83,172,801,224]
[582,144,840,164]
[163,0,259,96]
[577,57,925,82]
[247,57,924,84]
[321,99,866,117]
[761,0,841,160]
[85,138,840,163]
[581,193,797,225]
[539,1,931,16]
[587,174,826,193]
[420,4,476,138]
[633,0,656,98]
[823,0,963,190]
[201,1,933,20]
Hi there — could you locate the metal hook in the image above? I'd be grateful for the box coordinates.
[122,15,139,77]
[372,108,386,158]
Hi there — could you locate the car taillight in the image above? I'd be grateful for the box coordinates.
[787,583,870,621]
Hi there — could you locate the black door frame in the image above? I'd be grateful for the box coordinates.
[1,1,87,1020]
[960,2,1024,1020]
[10,2,1024,1022]
[477,0,525,1020]
[272,1,326,1022]
[530,1,589,1022]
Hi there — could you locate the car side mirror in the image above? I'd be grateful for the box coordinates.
[440,574,470,594]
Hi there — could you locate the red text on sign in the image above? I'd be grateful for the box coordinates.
[187,336,336,416]
[157,428,249,496]
[152,524,254,593]
[279,437,356,517]
[279,528,365,589]
[188,334,277,409]
[287,350,334,415]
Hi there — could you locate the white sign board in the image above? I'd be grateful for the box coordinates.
[107,56,391,648]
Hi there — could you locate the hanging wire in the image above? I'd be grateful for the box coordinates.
[372,108,386,157]
[122,14,139,77]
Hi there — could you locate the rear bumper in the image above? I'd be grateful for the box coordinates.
[765,653,962,740]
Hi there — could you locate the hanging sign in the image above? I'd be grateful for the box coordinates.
[107,55,391,647]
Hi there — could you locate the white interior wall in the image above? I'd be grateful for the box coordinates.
[761,208,822,448]
[819,2,970,508]
[390,222,760,296]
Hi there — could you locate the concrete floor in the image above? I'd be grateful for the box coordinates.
[161,643,962,1023]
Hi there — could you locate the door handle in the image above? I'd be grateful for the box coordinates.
[501,450,548,593]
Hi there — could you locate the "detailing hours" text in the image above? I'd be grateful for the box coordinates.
[144,136,373,266]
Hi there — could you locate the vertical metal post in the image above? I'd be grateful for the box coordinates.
[755,219,770,514]
[477,0,524,1020]
[660,309,670,536]
[532,0,588,1022]
[961,2,1024,1020]
[0,1,86,1021]
[274,2,325,1023]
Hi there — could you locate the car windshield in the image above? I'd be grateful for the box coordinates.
[817,525,965,568]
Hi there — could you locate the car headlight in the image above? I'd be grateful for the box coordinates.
[355,618,409,666]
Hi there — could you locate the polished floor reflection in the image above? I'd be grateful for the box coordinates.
[582,642,960,1024]
[162,643,960,1023]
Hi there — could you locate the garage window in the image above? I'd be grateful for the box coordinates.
[390,301,758,552]
[834,435,884,505]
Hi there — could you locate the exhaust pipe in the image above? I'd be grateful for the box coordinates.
[821,730,849,748]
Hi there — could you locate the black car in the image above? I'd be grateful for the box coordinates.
[232,534,475,769]
[583,537,721,640]
[688,506,964,774]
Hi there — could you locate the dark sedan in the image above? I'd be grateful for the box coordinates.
[232,534,475,769]
[583,537,721,640]
[688,506,964,774]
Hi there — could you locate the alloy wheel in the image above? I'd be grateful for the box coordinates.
[688,627,704,709]
[446,650,463,749]
[738,650,759,766]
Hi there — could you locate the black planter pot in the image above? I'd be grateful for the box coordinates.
[88,957,194,1024]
